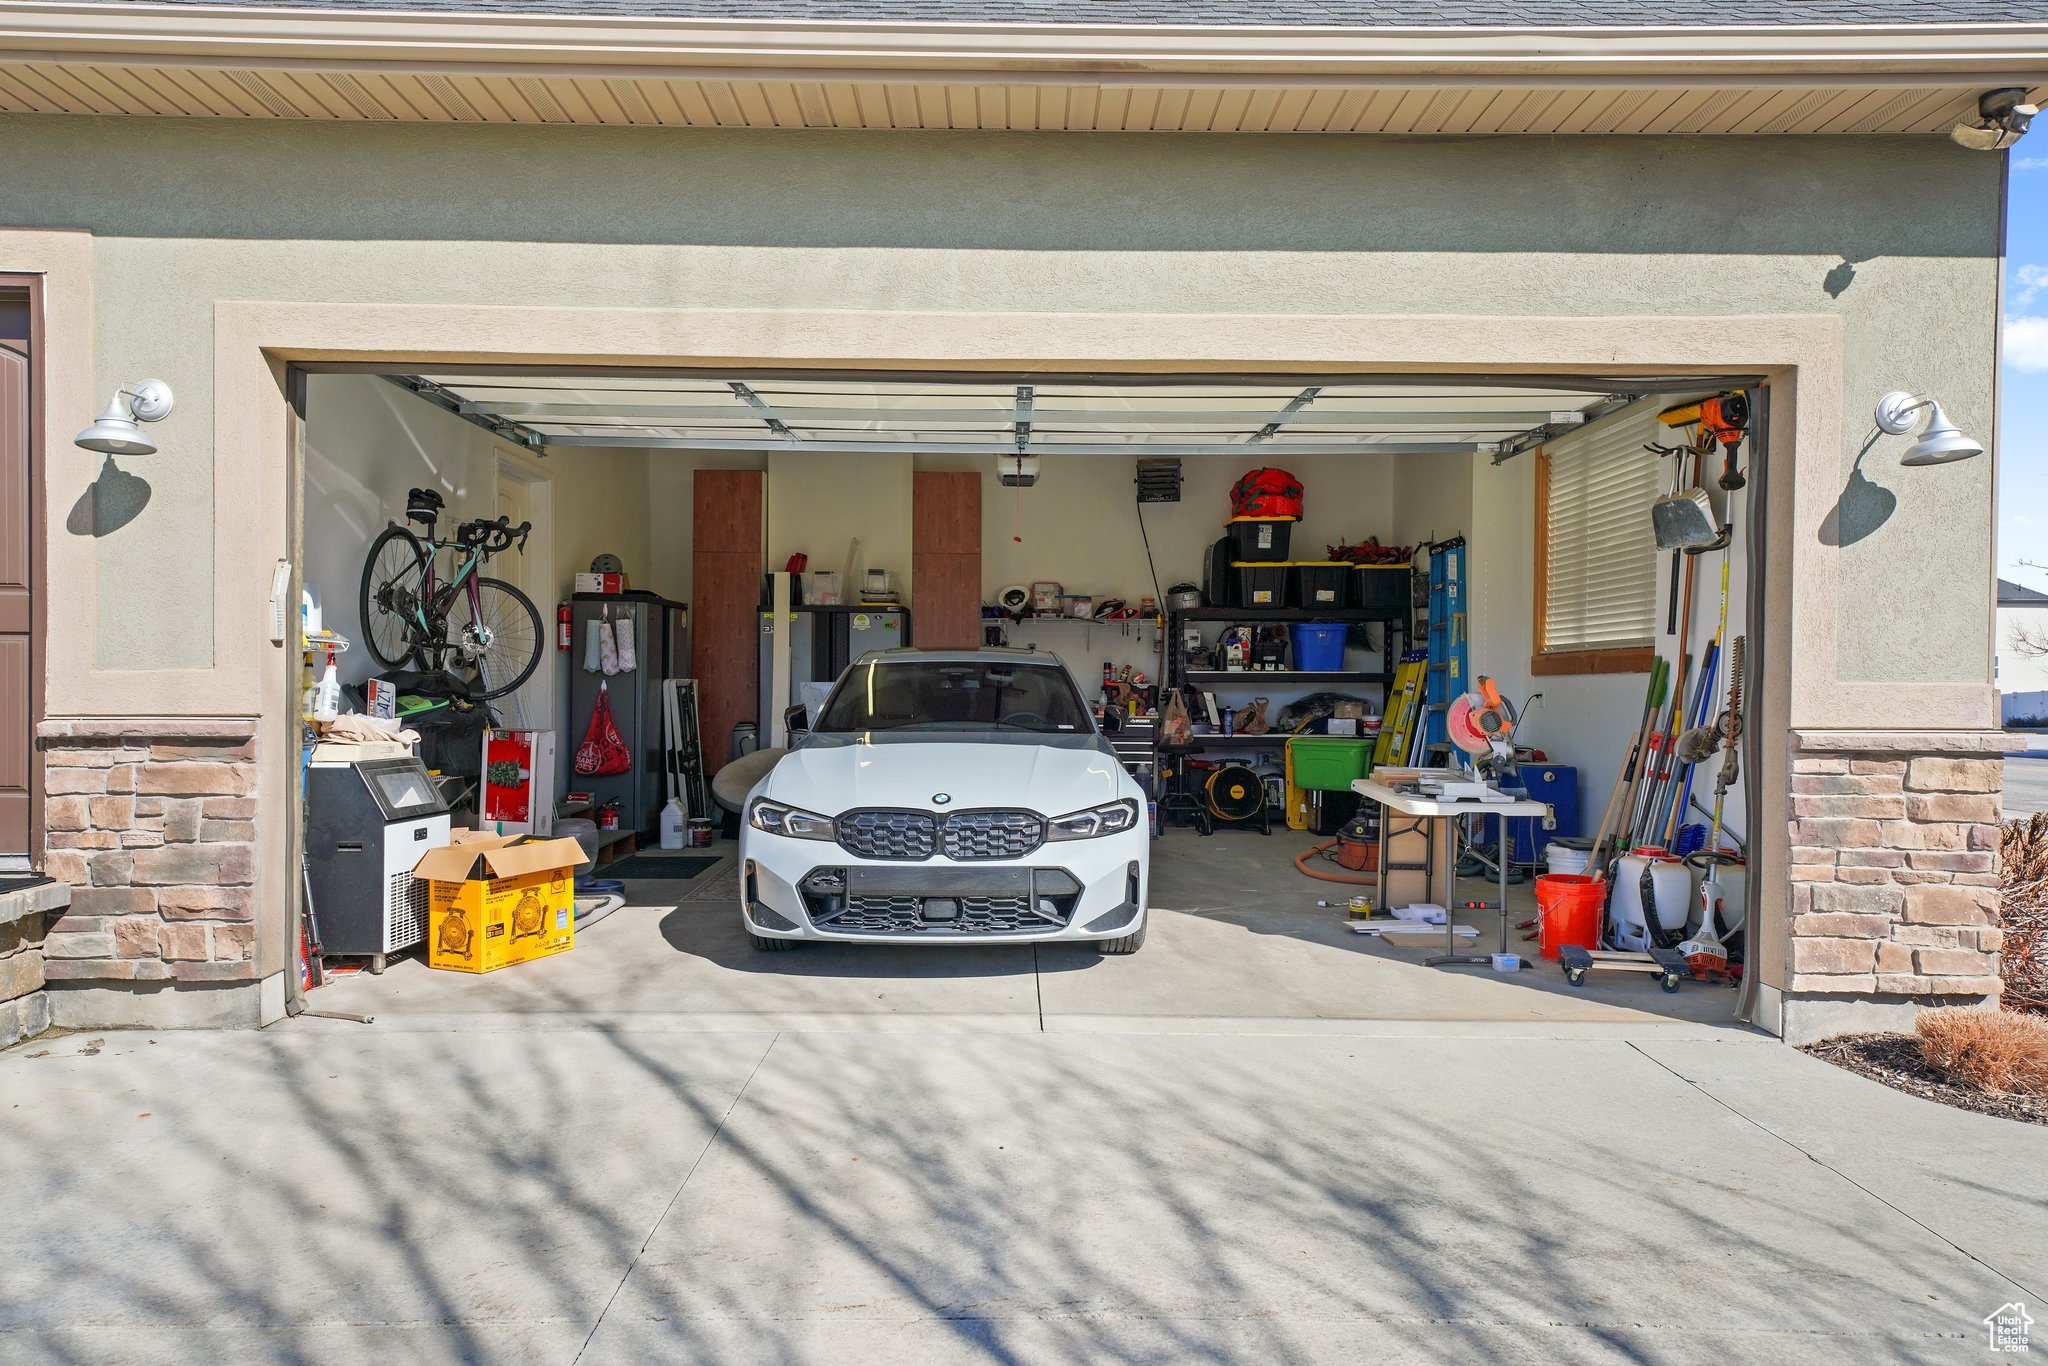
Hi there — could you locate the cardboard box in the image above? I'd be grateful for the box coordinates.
[415,831,585,973]
[480,729,557,836]
[574,572,625,595]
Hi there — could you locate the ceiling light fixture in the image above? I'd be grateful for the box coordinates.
[74,380,175,455]
[1874,391,1984,466]
[1950,88,2037,151]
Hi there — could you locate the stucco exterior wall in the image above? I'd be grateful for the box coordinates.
[0,114,2006,1029]
[0,116,2000,688]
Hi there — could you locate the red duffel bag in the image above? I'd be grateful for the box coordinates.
[1231,467,1304,520]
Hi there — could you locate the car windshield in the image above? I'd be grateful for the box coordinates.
[814,657,1093,735]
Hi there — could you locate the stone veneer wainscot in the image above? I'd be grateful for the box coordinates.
[40,719,260,1022]
[1786,739,2004,1011]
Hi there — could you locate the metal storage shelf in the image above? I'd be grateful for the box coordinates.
[1182,670,1382,684]
[1174,606,1406,623]
[1160,733,1296,751]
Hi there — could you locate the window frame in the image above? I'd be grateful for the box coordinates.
[1531,442,1655,678]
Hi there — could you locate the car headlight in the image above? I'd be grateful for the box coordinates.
[749,798,836,841]
[1046,799,1140,841]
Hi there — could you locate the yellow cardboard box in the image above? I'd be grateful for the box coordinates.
[415,830,586,973]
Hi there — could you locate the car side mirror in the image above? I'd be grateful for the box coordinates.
[783,702,811,743]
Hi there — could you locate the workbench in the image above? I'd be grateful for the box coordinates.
[1351,775,1552,969]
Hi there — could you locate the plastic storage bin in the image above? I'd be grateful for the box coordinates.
[1353,564,1409,609]
[1204,537,1236,607]
[1290,621,1348,672]
[1286,737,1373,792]
[1226,516,1294,563]
[1291,562,1352,609]
[1233,562,1289,608]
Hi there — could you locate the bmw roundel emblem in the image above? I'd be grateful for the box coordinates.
[932,793,952,806]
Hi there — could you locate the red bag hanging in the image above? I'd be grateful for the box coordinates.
[574,681,632,776]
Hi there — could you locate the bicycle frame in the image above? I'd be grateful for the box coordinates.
[408,537,490,647]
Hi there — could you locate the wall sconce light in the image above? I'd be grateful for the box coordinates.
[75,380,175,456]
[1874,391,1984,467]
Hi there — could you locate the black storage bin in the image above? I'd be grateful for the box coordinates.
[1203,537,1236,607]
[1353,565,1409,610]
[1225,517,1294,563]
[1292,562,1352,609]
[1233,562,1288,609]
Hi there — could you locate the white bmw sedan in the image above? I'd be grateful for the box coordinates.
[739,649,1149,954]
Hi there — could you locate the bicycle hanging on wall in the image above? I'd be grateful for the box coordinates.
[358,486,544,701]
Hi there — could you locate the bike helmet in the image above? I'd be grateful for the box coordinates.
[589,553,625,576]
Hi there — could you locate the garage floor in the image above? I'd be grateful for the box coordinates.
[313,833,1742,1031]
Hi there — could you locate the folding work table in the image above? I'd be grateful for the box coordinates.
[1351,775,1551,969]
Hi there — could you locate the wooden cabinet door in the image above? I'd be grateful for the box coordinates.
[913,472,982,649]
[692,470,764,768]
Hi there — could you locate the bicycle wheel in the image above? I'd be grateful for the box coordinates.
[359,524,430,670]
[443,576,544,700]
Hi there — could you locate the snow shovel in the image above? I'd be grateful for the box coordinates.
[1652,486,1728,551]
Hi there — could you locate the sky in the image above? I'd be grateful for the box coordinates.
[2001,153,2048,591]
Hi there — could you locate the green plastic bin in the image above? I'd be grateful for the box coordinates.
[1287,737,1373,793]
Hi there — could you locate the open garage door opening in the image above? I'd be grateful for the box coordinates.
[290,365,1764,1030]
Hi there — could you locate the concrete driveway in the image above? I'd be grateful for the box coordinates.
[5,1015,2043,1364]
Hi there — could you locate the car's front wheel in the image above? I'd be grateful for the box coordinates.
[1097,923,1146,956]
[748,932,799,952]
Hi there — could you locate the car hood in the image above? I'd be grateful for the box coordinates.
[763,733,1128,816]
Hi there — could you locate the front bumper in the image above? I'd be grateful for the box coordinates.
[739,826,1147,944]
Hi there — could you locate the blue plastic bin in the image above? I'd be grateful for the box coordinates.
[1291,622,1347,672]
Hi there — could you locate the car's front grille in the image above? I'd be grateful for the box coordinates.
[835,808,1043,862]
[835,810,937,861]
[817,893,1071,936]
[940,811,1043,861]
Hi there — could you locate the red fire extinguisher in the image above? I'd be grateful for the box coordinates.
[557,603,572,652]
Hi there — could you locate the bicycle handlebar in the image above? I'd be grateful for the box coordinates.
[455,515,532,556]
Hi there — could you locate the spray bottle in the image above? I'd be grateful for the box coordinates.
[311,649,341,724]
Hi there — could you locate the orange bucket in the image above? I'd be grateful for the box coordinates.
[1534,873,1605,961]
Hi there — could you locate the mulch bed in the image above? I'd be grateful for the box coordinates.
[1802,1033,2048,1127]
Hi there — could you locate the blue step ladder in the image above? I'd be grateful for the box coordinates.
[1417,541,1467,765]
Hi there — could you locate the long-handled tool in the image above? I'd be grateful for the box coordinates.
[1634,651,1690,846]
[1615,658,1674,855]
[1660,637,1719,846]
[1663,504,1735,841]
[1588,657,1667,875]
[1677,636,1743,977]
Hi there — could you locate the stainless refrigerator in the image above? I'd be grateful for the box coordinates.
[568,592,688,834]
[759,605,910,733]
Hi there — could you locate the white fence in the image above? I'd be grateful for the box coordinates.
[2003,690,2048,727]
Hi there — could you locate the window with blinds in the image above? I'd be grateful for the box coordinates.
[1537,400,1661,664]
